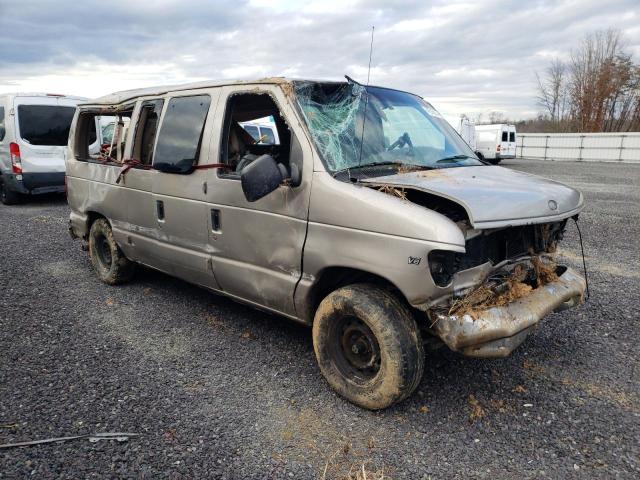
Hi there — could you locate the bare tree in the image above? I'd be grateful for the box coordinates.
[533,29,640,132]
[536,58,568,126]
[568,29,639,132]
[488,111,505,123]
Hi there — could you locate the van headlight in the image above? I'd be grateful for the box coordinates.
[428,250,457,287]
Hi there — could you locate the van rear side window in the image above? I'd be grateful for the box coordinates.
[509,132,515,142]
[153,95,210,174]
[501,131,508,142]
[18,105,75,146]
[75,109,130,161]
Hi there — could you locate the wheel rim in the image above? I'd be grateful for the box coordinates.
[330,316,381,384]
[95,234,113,269]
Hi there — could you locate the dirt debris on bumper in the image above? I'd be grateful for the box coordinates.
[431,266,586,358]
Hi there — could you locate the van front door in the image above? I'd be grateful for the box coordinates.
[204,86,312,317]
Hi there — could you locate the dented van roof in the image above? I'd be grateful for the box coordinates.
[81,77,418,107]
[82,77,304,106]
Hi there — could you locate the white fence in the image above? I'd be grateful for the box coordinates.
[516,132,640,163]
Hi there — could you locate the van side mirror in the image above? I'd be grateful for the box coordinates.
[241,154,288,202]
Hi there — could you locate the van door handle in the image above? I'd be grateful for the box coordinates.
[156,200,165,221]
[211,209,221,231]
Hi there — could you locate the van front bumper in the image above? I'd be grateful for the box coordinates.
[3,172,65,195]
[431,266,586,358]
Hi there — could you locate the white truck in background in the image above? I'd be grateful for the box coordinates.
[475,124,517,164]
[445,115,476,151]
[239,117,280,145]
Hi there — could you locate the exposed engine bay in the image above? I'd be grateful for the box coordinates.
[428,220,567,288]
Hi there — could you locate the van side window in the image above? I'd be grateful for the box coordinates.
[220,93,291,175]
[501,131,508,142]
[509,132,515,142]
[153,95,210,174]
[0,106,5,142]
[133,99,164,165]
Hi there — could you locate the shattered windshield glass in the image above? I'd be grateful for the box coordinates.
[294,81,482,173]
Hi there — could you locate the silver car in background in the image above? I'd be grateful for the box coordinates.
[66,78,586,409]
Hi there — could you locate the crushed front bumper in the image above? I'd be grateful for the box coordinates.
[431,266,586,358]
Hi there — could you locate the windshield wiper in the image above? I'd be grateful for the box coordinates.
[333,161,435,178]
[435,155,474,163]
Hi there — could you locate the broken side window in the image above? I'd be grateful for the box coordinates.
[74,112,104,161]
[220,93,291,174]
[132,99,164,165]
[75,108,132,162]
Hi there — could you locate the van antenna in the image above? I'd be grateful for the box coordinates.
[356,25,375,170]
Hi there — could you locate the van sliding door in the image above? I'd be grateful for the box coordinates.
[149,91,221,289]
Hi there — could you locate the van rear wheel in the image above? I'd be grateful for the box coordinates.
[88,218,135,285]
[0,178,21,205]
[312,284,425,410]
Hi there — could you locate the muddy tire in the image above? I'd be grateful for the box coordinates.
[88,218,135,285]
[312,283,425,410]
[0,178,21,205]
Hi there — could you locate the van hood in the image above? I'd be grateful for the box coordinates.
[360,166,584,229]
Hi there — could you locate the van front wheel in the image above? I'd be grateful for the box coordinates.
[88,218,135,285]
[312,284,425,410]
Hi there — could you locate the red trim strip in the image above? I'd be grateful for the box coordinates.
[193,163,233,170]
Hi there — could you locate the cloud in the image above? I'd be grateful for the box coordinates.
[0,0,638,119]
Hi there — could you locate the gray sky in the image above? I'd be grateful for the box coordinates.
[0,0,638,119]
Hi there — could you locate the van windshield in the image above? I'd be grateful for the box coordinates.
[17,105,76,146]
[294,81,481,174]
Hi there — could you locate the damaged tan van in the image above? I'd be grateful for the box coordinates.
[66,78,586,409]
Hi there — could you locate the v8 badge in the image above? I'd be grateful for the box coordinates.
[408,256,422,265]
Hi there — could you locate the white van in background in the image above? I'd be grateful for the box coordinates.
[475,124,517,164]
[239,117,280,145]
[444,115,477,151]
[0,93,94,204]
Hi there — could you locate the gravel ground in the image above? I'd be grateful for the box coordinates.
[1,159,638,479]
